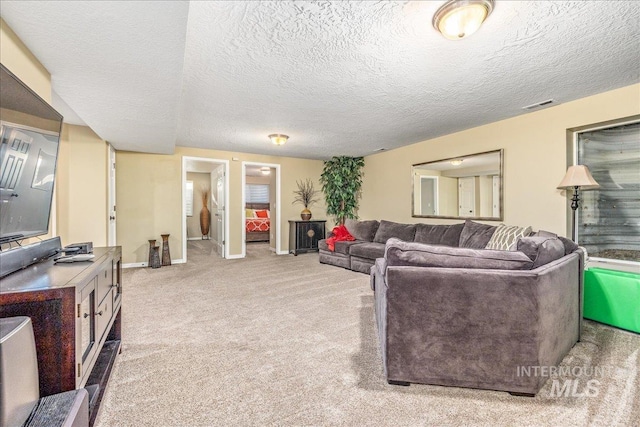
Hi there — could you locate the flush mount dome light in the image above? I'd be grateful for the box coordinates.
[260,167,271,175]
[450,159,464,166]
[433,0,495,40]
[268,134,289,146]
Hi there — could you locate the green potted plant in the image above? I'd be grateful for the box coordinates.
[320,156,365,224]
[293,178,320,220]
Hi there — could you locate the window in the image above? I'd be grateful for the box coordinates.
[186,181,194,216]
[246,184,269,203]
[576,121,640,263]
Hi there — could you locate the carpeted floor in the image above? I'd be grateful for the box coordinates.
[95,241,639,426]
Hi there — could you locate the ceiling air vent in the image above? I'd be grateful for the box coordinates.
[522,99,556,110]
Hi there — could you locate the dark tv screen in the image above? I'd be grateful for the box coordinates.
[0,64,63,244]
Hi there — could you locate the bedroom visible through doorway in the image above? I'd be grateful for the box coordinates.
[242,162,282,257]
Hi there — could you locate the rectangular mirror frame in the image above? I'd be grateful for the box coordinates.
[411,149,504,221]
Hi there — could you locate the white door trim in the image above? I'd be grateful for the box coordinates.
[241,161,283,257]
[182,156,230,262]
[107,144,117,246]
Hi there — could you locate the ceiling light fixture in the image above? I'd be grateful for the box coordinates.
[268,134,289,146]
[450,159,464,166]
[433,0,495,40]
[260,167,271,175]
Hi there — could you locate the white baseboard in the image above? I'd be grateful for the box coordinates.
[123,262,146,269]
[226,254,244,259]
[276,250,289,255]
[123,258,185,269]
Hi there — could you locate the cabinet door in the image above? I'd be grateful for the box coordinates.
[112,256,122,308]
[96,292,112,343]
[96,261,113,304]
[297,222,322,250]
[78,279,97,366]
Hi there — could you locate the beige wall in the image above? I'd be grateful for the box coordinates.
[1,18,56,244]
[56,124,109,246]
[246,175,271,185]
[2,21,109,250]
[1,18,51,102]
[186,172,211,239]
[117,147,325,264]
[360,84,640,236]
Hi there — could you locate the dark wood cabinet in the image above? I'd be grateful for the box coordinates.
[0,246,122,426]
[289,220,326,255]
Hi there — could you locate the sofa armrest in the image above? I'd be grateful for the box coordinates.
[379,252,582,393]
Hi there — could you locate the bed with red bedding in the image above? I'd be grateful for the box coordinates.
[246,202,270,242]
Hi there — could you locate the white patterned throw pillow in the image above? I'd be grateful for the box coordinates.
[485,224,533,251]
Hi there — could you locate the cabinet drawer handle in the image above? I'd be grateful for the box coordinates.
[83,313,90,318]
[96,310,103,316]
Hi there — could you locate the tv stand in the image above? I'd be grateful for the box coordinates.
[0,246,122,426]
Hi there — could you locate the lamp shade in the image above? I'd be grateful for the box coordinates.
[557,165,600,190]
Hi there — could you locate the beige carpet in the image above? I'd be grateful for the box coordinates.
[95,241,639,426]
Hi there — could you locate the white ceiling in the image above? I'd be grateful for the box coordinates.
[1,1,638,160]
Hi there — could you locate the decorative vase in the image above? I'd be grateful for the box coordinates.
[161,234,171,266]
[200,206,210,238]
[148,239,156,267]
[300,208,312,221]
[150,246,161,269]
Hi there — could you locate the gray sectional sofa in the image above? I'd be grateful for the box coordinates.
[320,218,507,274]
[319,219,585,395]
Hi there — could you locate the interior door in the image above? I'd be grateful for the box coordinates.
[107,145,116,245]
[420,177,437,215]
[492,175,500,218]
[458,177,476,216]
[216,170,225,257]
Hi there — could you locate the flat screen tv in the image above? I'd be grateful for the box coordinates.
[0,64,63,245]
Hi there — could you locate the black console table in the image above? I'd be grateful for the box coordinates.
[288,220,326,255]
[0,246,122,426]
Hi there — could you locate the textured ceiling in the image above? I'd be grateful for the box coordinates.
[1,1,639,159]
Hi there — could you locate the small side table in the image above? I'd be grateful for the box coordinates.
[289,220,326,255]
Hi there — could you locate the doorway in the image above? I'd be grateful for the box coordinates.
[182,157,229,262]
[107,144,116,246]
[420,176,438,216]
[458,176,476,217]
[242,161,282,257]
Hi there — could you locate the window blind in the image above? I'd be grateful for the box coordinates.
[246,184,269,203]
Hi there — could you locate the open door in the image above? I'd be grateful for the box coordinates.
[107,144,116,246]
[213,168,225,256]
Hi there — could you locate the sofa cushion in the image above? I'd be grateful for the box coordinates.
[533,230,579,255]
[385,238,534,270]
[344,219,380,242]
[516,236,566,268]
[349,241,386,260]
[459,220,498,249]
[414,223,464,247]
[318,239,361,256]
[373,220,416,244]
[485,224,533,251]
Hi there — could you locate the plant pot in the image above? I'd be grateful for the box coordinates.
[300,208,312,221]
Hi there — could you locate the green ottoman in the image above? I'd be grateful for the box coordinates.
[583,267,640,333]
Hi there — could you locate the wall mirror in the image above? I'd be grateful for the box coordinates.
[412,149,503,220]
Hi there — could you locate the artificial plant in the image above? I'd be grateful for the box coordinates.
[319,156,365,225]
